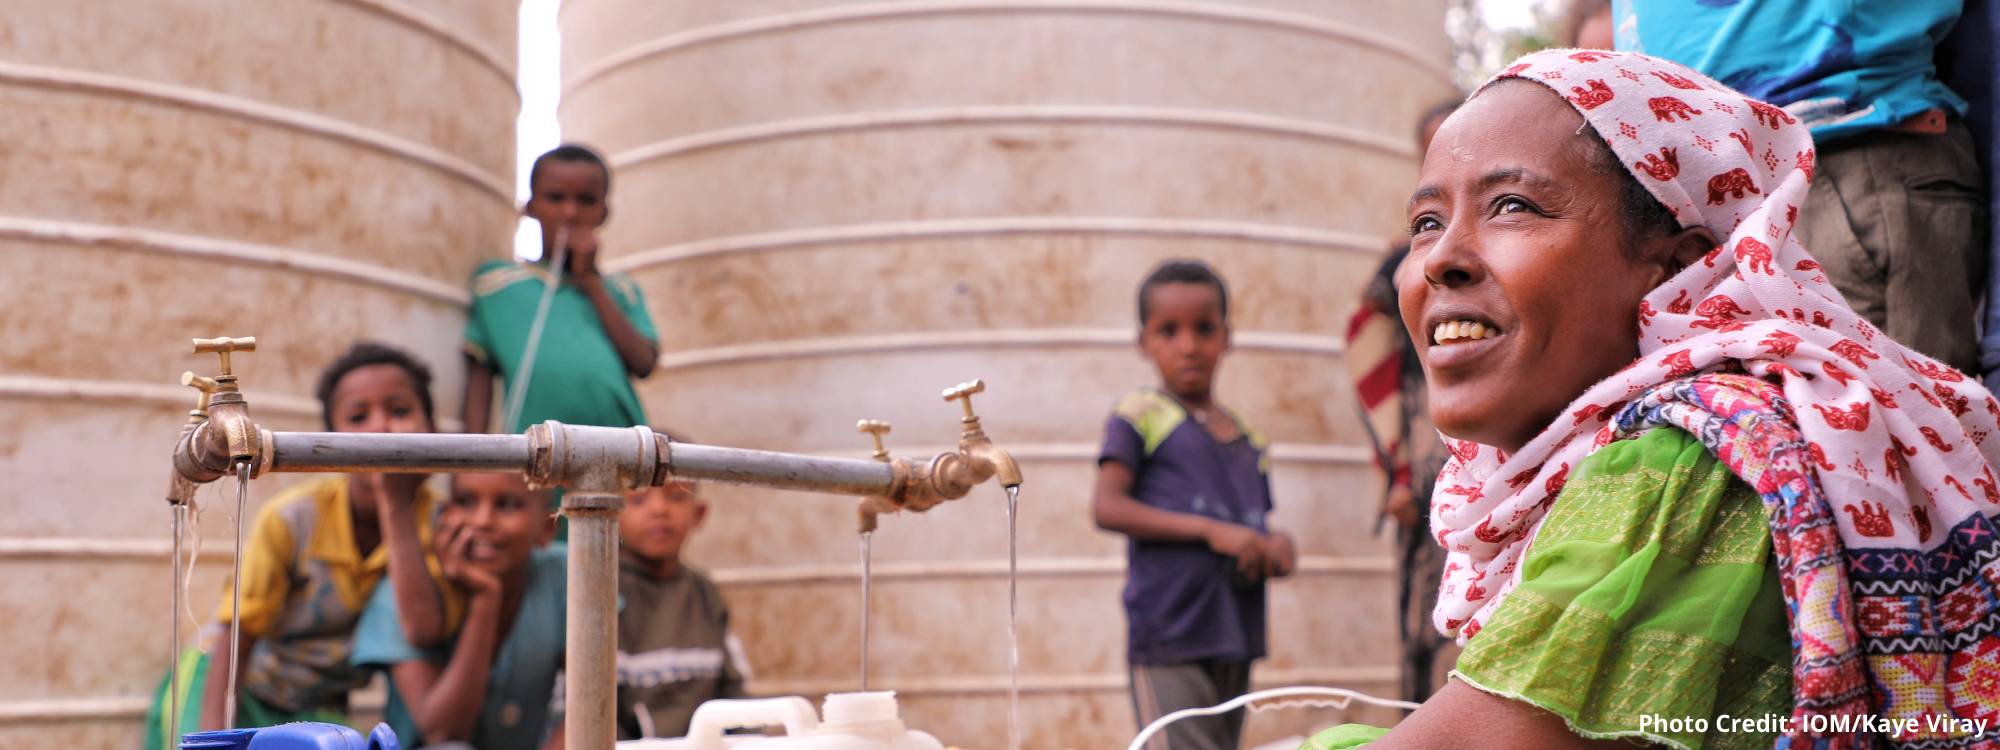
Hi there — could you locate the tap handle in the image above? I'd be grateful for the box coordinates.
[856,419,892,461]
[192,337,257,378]
[941,379,986,420]
[181,371,220,393]
[181,371,220,414]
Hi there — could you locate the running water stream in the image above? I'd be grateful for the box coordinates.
[225,461,250,728]
[859,530,873,691]
[1005,484,1021,750]
[167,501,186,735]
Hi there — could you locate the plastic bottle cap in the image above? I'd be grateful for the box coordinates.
[820,691,900,725]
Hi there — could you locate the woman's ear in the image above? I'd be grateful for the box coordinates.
[1667,224,1718,271]
[1639,223,1718,286]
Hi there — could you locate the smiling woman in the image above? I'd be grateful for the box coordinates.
[1307,49,2000,750]
[1401,78,1709,453]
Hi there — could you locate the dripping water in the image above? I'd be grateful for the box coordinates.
[859,530,873,691]
[1005,485,1021,750]
[224,462,250,729]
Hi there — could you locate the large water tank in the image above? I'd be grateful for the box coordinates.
[0,1,515,745]
[561,1,1451,745]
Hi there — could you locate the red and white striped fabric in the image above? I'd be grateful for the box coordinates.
[1346,300,1412,494]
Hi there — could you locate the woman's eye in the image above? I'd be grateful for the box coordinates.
[1410,216,1442,234]
[1497,197,1534,215]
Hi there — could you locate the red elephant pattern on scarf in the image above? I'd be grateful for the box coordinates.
[1707,168,1762,204]
[1633,147,1681,181]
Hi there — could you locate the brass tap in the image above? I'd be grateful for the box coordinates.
[193,337,256,385]
[858,420,892,461]
[181,371,220,422]
[918,380,1024,503]
[177,337,262,481]
[856,420,899,533]
[944,380,1023,486]
[166,372,221,506]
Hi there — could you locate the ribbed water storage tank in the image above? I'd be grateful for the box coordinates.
[561,2,1451,745]
[0,1,515,745]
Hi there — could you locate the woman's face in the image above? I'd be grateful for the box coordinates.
[1400,81,1670,453]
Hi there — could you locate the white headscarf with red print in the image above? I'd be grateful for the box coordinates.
[1429,50,2000,662]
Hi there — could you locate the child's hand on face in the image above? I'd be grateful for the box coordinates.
[438,515,502,598]
[564,227,600,279]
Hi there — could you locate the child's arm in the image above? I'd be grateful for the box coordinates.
[389,523,504,742]
[199,499,297,728]
[1258,471,1296,579]
[463,355,494,434]
[1262,530,1298,579]
[1093,460,1271,579]
[197,634,256,729]
[568,231,659,378]
[387,594,502,741]
[369,474,450,648]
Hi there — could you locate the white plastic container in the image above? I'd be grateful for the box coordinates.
[617,692,945,750]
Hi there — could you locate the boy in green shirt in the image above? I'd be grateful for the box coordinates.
[462,144,659,435]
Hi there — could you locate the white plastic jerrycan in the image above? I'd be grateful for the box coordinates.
[617,691,944,750]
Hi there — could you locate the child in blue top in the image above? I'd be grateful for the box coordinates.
[1614,0,1987,375]
[352,472,567,750]
[1092,260,1297,750]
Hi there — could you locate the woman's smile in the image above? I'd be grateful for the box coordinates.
[1422,310,1508,371]
[1424,325,1505,370]
[1431,320,1500,345]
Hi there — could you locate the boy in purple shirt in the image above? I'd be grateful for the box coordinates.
[1092,260,1297,750]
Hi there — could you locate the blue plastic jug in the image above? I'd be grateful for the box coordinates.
[177,728,255,750]
[179,723,398,750]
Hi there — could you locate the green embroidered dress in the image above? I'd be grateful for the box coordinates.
[1309,429,1794,750]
